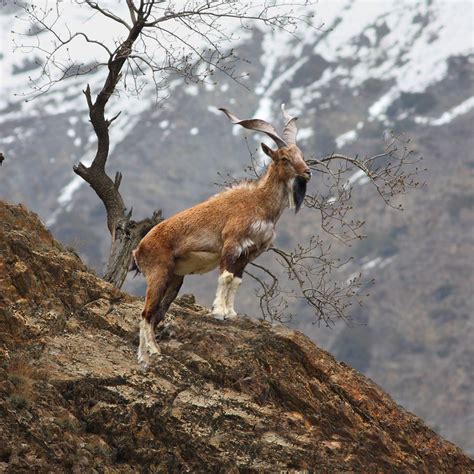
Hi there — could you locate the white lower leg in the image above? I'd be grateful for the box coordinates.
[225,276,242,317]
[138,319,160,364]
[145,322,160,355]
[212,270,234,318]
[138,319,149,364]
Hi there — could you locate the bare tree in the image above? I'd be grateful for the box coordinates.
[15,1,423,325]
[15,0,314,287]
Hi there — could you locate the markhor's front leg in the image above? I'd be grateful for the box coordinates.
[225,276,242,317]
[212,243,247,320]
[212,270,234,319]
[212,270,242,320]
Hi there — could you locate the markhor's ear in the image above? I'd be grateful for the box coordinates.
[261,143,277,161]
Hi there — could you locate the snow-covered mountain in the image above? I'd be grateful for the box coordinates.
[1,0,473,454]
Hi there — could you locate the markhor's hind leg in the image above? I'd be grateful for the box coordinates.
[138,267,173,365]
[138,319,157,365]
[151,273,183,333]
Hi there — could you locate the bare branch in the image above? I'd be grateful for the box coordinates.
[107,111,122,126]
[217,131,422,325]
[308,133,424,211]
[126,0,138,23]
[83,0,132,30]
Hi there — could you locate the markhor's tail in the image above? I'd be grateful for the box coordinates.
[129,251,141,277]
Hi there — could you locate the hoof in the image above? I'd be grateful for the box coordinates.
[212,305,227,320]
[212,312,226,321]
[138,342,161,366]
[148,344,160,356]
[138,350,161,369]
[212,311,238,321]
[138,351,149,366]
[225,308,238,319]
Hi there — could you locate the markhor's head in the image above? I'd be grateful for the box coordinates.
[220,105,311,213]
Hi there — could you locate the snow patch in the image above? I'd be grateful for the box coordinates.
[415,97,474,126]
[297,127,313,141]
[190,127,199,135]
[57,176,83,206]
[0,136,14,144]
[207,106,221,115]
[344,169,369,188]
[248,1,474,125]
[369,87,399,122]
[336,129,357,148]
[359,255,395,274]
[379,257,394,269]
[185,85,199,96]
[362,257,382,270]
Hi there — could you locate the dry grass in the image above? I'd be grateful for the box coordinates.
[5,355,47,408]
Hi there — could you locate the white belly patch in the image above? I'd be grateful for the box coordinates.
[175,251,220,276]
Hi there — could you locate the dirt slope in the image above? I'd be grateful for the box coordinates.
[0,201,472,472]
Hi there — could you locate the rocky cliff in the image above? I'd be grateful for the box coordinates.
[0,200,472,472]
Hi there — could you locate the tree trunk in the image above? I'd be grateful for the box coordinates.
[103,212,162,288]
[71,17,159,289]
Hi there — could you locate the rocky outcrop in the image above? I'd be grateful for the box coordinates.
[0,201,473,472]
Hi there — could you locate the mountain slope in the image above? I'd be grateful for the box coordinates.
[1,200,473,472]
[1,0,473,455]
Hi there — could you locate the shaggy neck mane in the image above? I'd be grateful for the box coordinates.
[228,163,291,220]
[258,162,291,219]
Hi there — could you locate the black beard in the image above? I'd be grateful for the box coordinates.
[293,176,307,214]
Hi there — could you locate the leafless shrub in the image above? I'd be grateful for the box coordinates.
[225,133,423,325]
